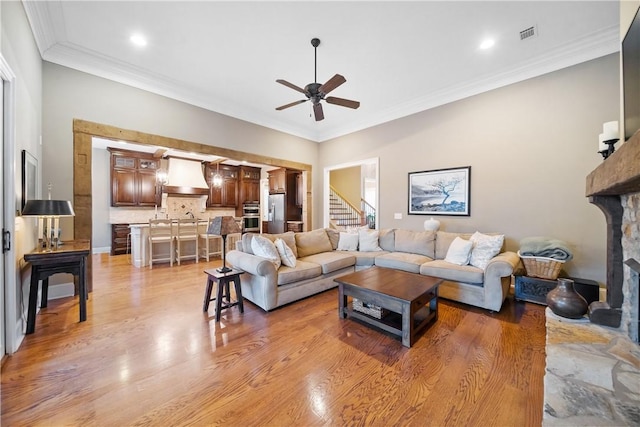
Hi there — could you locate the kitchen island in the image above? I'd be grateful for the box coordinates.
[129,220,241,267]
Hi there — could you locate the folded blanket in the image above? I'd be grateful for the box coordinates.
[519,236,573,261]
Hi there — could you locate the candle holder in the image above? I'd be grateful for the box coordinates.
[598,138,618,159]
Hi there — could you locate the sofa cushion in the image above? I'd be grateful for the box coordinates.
[241,233,258,255]
[469,232,504,270]
[435,231,473,260]
[295,229,333,257]
[420,260,484,285]
[251,235,281,270]
[345,250,390,267]
[262,232,298,258]
[444,237,473,265]
[374,252,433,274]
[358,229,383,252]
[277,260,322,285]
[274,238,296,268]
[337,232,359,251]
[378,229,395,251]
[394,229,435,258]
[299,251,356,274]
[325,228,340,250]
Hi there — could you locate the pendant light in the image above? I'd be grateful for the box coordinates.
[212,162,223,187]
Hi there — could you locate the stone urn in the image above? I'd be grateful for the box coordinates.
[546,278,588,319]
[423,217,440,231]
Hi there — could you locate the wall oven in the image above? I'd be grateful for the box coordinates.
[242,202,260,233]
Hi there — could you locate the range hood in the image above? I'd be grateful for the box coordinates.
[162,157,209,196]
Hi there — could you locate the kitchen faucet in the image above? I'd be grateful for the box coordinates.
[185,211,195,219]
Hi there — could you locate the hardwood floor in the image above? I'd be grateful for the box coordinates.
[2,253,546,426]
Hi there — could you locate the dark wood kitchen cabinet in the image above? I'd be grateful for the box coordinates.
[109,148,160,207]
[206,164,238,208]
[268,168,286,194]
[111,223,130,256]
[237,165,261,216]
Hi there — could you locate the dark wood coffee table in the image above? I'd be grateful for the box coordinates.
[335,267,442,347]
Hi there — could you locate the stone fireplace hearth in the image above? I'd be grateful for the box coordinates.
[543,131,640,426]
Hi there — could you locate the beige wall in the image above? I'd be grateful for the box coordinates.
[43,63,319,184]
[330,166,361,208]
[319,54,619,283]
[1,0,43,349]
[42,62,320,235]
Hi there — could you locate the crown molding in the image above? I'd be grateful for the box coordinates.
[314,25,620,142]
[22,0,61,56]
[26,1,619,143]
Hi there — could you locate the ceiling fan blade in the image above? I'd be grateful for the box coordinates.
[276,99,307,111]
[325,96,360,109]
[276,79,306,94]
[318,74,346,95]
[313,103,324,121]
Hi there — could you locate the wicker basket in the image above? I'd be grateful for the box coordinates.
[353,298,388,319]
[518,251,565,280]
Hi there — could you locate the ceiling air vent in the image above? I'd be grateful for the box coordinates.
[520,25,537,41]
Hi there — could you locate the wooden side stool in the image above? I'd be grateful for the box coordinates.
[203,268,244,321]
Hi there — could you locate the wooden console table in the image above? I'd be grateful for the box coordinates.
[23,240,90,334]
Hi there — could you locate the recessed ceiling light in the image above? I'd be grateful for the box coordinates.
[130,33,147,47]
[479,38,495,50]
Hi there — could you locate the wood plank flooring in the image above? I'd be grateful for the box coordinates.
[1,253,546,426]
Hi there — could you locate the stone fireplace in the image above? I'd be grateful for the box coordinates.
[542,132,640,426]
[586,130,640,342]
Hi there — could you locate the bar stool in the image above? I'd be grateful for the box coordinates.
[203,268,244,321]
[175,218,199,265]
[148,219,174,268]
[199,217,223,262]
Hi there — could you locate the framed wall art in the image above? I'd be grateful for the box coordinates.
[21,149,38,213]
[408,166,470,216]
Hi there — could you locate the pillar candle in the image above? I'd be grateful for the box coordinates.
[598,133,607,152]
[602,121,619,141]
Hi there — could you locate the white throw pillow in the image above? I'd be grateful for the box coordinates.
[274,238,296,268]
[251,235,281,270]
[358,229,382,252]
[469,232,504,270]
[337,232,359,251]
[444,236,473,265]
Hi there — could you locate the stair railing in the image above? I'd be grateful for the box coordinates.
[329,186,364,229]
[361,199,376,229]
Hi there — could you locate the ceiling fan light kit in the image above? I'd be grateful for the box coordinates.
[276,38,360,121]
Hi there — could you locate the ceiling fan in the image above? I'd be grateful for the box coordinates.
[276,38,360,121]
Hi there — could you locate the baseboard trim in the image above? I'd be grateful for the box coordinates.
[48,282,75,300]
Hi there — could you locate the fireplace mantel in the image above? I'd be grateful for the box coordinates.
[586,130,640,197]
[585,130,640,328]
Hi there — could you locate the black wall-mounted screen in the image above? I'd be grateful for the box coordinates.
[623,8,640,141]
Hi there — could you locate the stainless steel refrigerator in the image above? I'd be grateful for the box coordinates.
[268,193,286,234]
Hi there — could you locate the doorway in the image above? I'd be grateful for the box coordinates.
[323,158,379,229]
[1,55,17,355]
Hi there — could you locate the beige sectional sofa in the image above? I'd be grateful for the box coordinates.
[226,228,520,313]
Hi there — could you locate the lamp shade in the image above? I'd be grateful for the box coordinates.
[22,200,75,217]
[207,216,241,236]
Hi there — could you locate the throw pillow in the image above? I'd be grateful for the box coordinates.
[469,232,504,269]
[358,229,382,252]
[325,228,341,250]
[251,235,281,270]
[444,236,473,265]
[337,232,359,251]
[274,238,296,268]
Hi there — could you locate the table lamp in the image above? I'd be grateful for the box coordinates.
[207,216,241,273]
[22,199,75,251]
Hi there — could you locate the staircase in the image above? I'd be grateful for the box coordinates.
[330,187,372,229]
